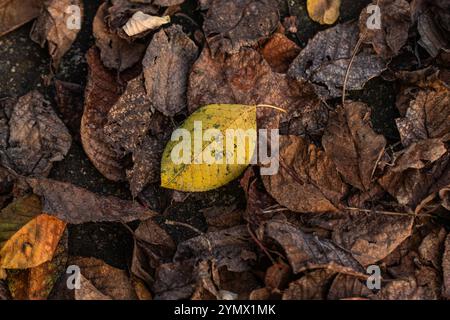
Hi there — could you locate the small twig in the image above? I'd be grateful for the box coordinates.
[256,104,287,113]
[165,219,204,235]
[345,207,435,218]
[247,224,277,265]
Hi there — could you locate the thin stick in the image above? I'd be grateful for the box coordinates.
[165,219,204,235]
[345,207,435,218]
[256,104,287,113]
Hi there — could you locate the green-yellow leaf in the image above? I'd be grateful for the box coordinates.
[161,104,257,192]
[307,0,341,25]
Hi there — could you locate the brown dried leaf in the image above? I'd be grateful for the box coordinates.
[107,0,158,33]
[93,2,146,71]
[81,48,126,181]
[0,0,44,37]
[203,0,279,55]
[70,256,137,300]
[332,212,414,266]
[152,260,196,300]
[30,0,83,69]
[359,0,411,59]
[262,136,347,213]
[26,177,155,224]
[0,91,72,177]
[288,22,386,98]
[322,102,386,191]
[443,233,450,299]
[261,33,300,73]
[54,80,84,140]
[0,280,10,300]
[258,219,365,275]
[327,273,374,300]
[189,46,329,132]
[282,269,336,300]
[396,87,450,147]
[378,138,448,207]
[143,25,198,116]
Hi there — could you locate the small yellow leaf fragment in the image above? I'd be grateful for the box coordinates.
[307,0,341,25]
[0,214,66,269]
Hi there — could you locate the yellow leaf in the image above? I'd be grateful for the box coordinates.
[307,0,341,25]
[161,104,257,192]
[0,214,66,269]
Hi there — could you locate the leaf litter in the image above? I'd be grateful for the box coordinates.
[0,0,449,300]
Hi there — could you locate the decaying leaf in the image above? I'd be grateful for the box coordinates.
[203,0,279,54]
[307,0,341,25]
[262,135,347,213]
[188,46,328,132]
[322,102,386,191]
[54,80,84,140]
[70,256,137,300]
[332,212,414,266]
[6,230,68,300]
[261,33,300,73]
[107,0,159,33]
[81,48,127,181]
[93,2,146,71]
[288,22,386,98]
[161,104,256,192]
[122,11,170,37]
[26,177,155,224]
[0,0,44,37]
[30,0,84,69]
[359,0,411,59]
[258,219,365,275]
[0,279,10,300]
[0,91,72,177]
[0,214,66,269]
[282,269,336,300]
[327,273,374,300]
[143,25,199,117]
[443,234,450,299]
[378,138,448,207]
[396,86,450,147]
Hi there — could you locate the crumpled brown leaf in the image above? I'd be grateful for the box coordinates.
[203,0,279,55]
[143,24,199,117]
[258,219,365,275]
[70,256,137,300]
[107,0,158,34]
[152,260,196,300]
[396,86,450,147]
[288,22,387,98]
[30,0,83,69]
[443,233,450,299]
[327,273,374,300]
[93,2,146,71]
[282,269,336,300]
[26,177,155,224]
[262,136,347,213]
[55,80,84,140]
[0,91,71,177]
[131,218,175,286]
[81,48,127,181]
[378,138,448,207]
[261,32,300,73]
[0,0,44,37]
[188,46,329,132]
[359,0,411,59]
[331,212,414,266]
[0,280,10,300]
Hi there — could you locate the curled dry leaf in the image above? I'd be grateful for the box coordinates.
[0,91,72,177]
[378,138,448,207]
[54,80,84,140]
[327,273,374,300]
[322,102,386,191]
[174,225,257,273]
[70,256,137,300]
[26,177,155,224]
[332,212,414,266]
[0,0,44,37]
[93,2,146,71]
[288,22,386,98]
[262,135,347,213]
[6,230,68,300]
[107,0,158,33]
[30,0,84,69]
[122,11,170,37]
[359,0,411,59]
[0,214,66,269]
[396,86,450,147]
[282,269,336,300]
[261,33,300,73]
[143,25,199,117]
[81,48,126,181]
[307,0,341,25]
[258,219,365,275]
[203,0,279,54]
[188,46,328,132]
